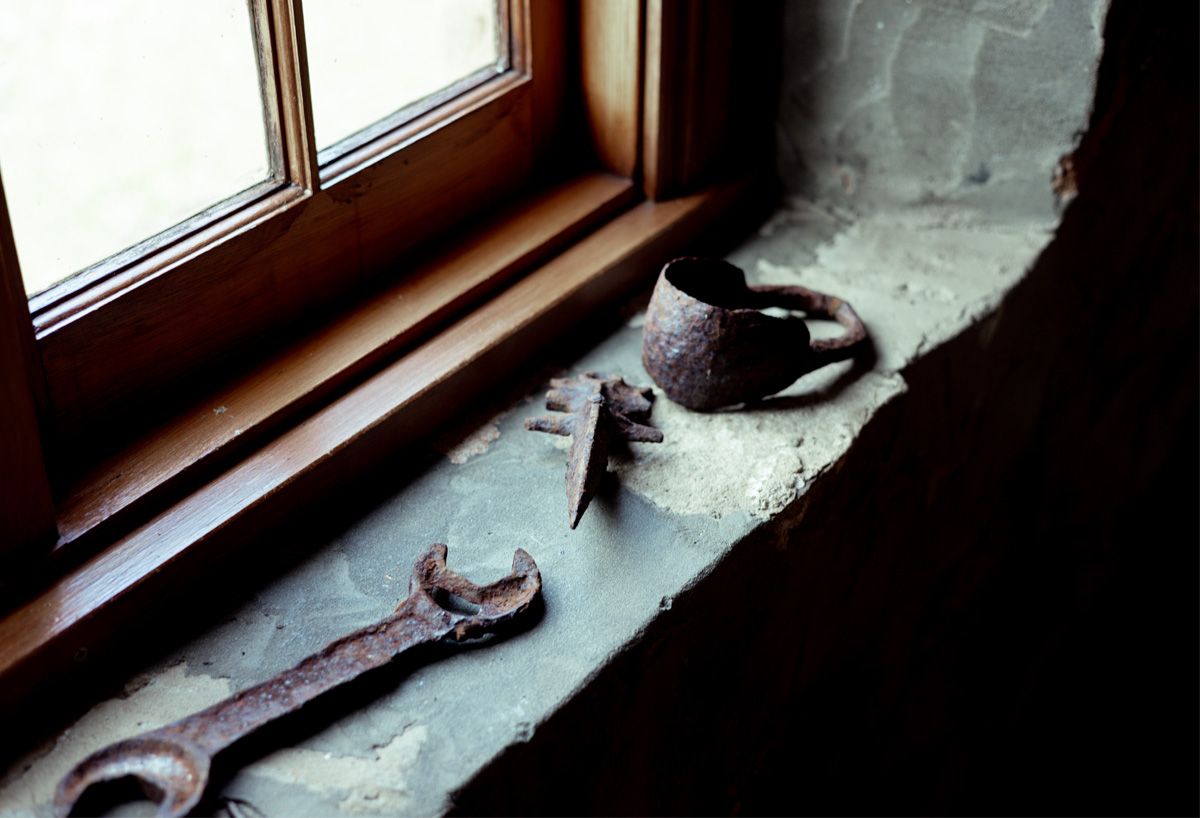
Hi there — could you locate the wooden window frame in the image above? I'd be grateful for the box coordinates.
[29,0,564,449]
[0,1,776,713]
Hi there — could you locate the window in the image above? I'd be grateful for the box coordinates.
[1,0,272,296]
[304,0,504,157]
[13,0,561,446]
[0,0,776,701]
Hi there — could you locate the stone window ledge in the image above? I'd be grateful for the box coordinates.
[0,197,1061,816]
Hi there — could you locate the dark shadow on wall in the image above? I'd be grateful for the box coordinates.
[450,1,1199,814]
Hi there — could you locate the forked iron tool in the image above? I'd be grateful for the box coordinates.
[54,544,541,817]
[525,372,663,529]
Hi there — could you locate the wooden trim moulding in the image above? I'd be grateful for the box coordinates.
[260,0,320,190]
[527,0,569,159]
[0,178,752,709]
[580,0,643,178]
[642,0,735,201]
[51,172,637,563]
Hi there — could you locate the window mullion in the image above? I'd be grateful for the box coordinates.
[253,0,320,192]
[0,171,57,566]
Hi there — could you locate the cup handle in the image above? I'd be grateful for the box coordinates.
[747,284,868,370]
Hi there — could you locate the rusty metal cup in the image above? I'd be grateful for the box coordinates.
[641,257,868,410]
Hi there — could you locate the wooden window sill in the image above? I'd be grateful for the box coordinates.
[50,171,638,566]
[0,176,753,710]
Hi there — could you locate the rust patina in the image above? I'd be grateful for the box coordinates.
[642,257,868,410]
[53,544,542,818]
[525,372,662,529]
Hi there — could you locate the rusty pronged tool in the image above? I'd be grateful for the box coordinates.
[525,372,663,529]
[53,545,541,818]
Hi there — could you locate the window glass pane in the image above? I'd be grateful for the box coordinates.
[305,0,501,153]
[0,0,271,296]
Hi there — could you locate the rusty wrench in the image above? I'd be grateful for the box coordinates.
[54,544,541,817]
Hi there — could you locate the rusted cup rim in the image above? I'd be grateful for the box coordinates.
[641,257,868,410]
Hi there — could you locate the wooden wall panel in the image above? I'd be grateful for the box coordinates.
[642,0,734,200]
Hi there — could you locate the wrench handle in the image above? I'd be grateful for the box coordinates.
[164,596,450,755]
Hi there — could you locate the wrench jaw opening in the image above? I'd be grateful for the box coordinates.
[409,545,543,644]
[53,733,210,818]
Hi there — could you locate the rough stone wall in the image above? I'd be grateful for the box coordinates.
[778,0,1106,221]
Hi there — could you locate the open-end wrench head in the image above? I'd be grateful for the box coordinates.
[53,733,210,818]
[409,544,542,642]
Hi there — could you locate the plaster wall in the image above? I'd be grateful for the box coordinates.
[778,0,1105,221]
